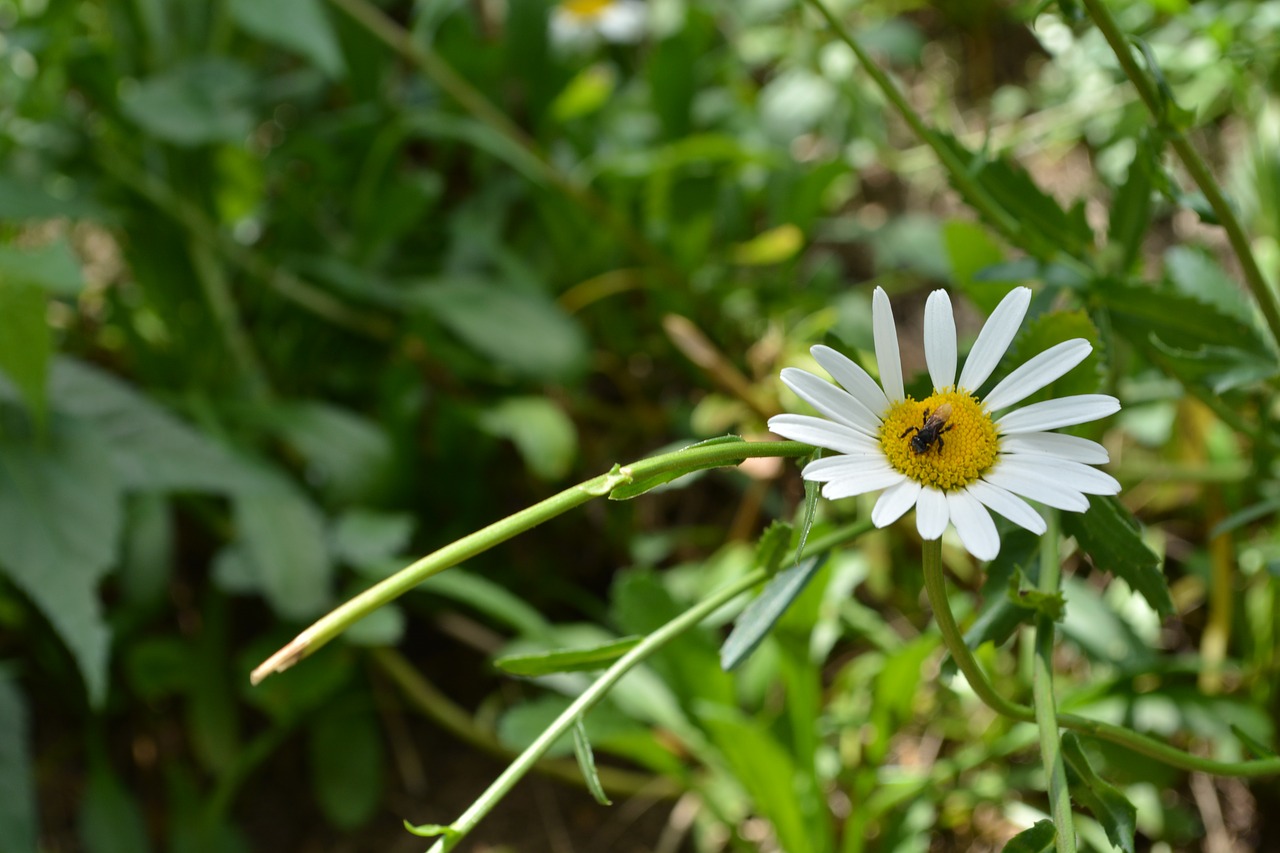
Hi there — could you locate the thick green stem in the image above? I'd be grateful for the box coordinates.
[251,440,809,683]
[1033,516,1076,853]
[1079,0,1280,351]
[420,566,772,852]
[920,536,1280,778]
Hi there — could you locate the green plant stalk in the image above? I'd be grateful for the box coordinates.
[1078,0,1280,351]
[419,566,772,852]
[186,237,271,400]
[802,0,1084,273]
[327,0,680,281]
[1032,516,1076,853]
[250,440,809,683]
[920,532,1280,777]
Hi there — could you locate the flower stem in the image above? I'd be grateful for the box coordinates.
[1033,514,1076,853]
[1078,0,1280,351]
[250,440,810,683]
[421,566,772,852]
[920,537,1280,778]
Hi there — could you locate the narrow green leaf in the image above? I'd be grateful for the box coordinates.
[1230,723,1278,759]
[720,554,826,671]
[755,520,793,575]
[1108,137,1155,273]
[0,279,50,430]
[0,417,120,705]
[1061,733,1138,853]
[0,675,37,853]
[229,0,345,78]
[608,435,746,500]
[1002,820,1056,853]
[1062,495,1172,618]
[403,821,460,839]
[494,636,641,677]
[795,470,820,564]
[572,717,612,806]
[1210,498,1280,538]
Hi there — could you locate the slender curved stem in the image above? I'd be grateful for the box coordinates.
[1079,0,1280,351]
[921,539,1280,778]
[1032,517,1076,853]
[419,566,772,851]
[251,440,810,683]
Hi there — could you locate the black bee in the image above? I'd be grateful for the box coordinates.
[900,403,954,455]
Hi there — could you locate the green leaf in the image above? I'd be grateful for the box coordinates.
[796,473,820,564]
[942,220,1007,313]
[1147,336,1279,394]
[1230,723,1278,759]
[118,494,174,613]
[730,224,804,266]
[1097,279,1263,352]
[309,700,385,830]
[1108,138,1156,273]
[572,717,612,806]
[608,435,746,500]
[403,822,460,840]
[937,133,1093,257]
[0,675,37,853]
[1061,495,1173,618]
[1061,733,1138,853]
[234,482,332,620]
[754,520,793,575]
[120,59,256,146]
[407,569,551,638]
[410,278,588,382]
[1163,247,1256,326]
[720,555,825,671]
[551,63,616,122]
[0,279,50,430]
[331,510,415,566]
[229,0,345,78]
[343,603,405,647]
[0,240,85,296]
[957,529,1041,659]
[478,397,578,481]
[0,416,121,705]
[494,636,640,676]
[49,359,266,495]
[1002,820,1056,853]
[79,763,153,853]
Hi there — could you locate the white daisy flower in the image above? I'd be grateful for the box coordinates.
[550,0,647,50]
[767,286,1121,561]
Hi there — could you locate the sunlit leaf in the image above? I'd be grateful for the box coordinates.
[1061,733,1138,853]
[720,555,825,671]
[1062,496,1172,618]
[1002,820,1056,853]
[495,636,640,676]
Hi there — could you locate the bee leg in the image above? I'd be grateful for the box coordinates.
[899,425,918,439]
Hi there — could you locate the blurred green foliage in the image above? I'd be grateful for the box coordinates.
[3,0,1280,850]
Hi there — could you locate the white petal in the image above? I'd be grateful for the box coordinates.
[871,479,922,528]
[767,414,880,455]
[982,339,1093,412]
[916,487,949,540]
[947,489,1000,561]
[997,395,1121,434]
[822,468,906,500]
[1000,432,1109,464]
[811,345,890,416]
[781,368,880,436]
[923,290,958,390]
[872,287,905,402]
[995,456,1120,496]
[967,480,1047,534]
[802,454,893,483]
[957,286,1032,392]
[982,467,1089,512]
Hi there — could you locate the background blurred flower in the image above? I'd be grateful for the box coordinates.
[550,0,647,50]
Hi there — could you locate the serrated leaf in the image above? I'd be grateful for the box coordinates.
[494,636,640,677]
[1061,733,1138,853]
[1061,495,1172,617]
[755,520,793,575]
[572,717,612,806]
[936,133,1093,257]
[1109,137,1155,273]
[1163,247,1256,327]
[1002,820,1056,853]
[0,415,121,705]
[0,280,50,430]
[0,675,36,853]
[1098,280,1263,352]
[608,435,746,500]
[229,0,345,78]
[1147,336,1279,394]
[720,555,826,671]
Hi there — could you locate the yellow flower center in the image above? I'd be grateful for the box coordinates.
[879,389,999,491]
[561,0,615,18]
